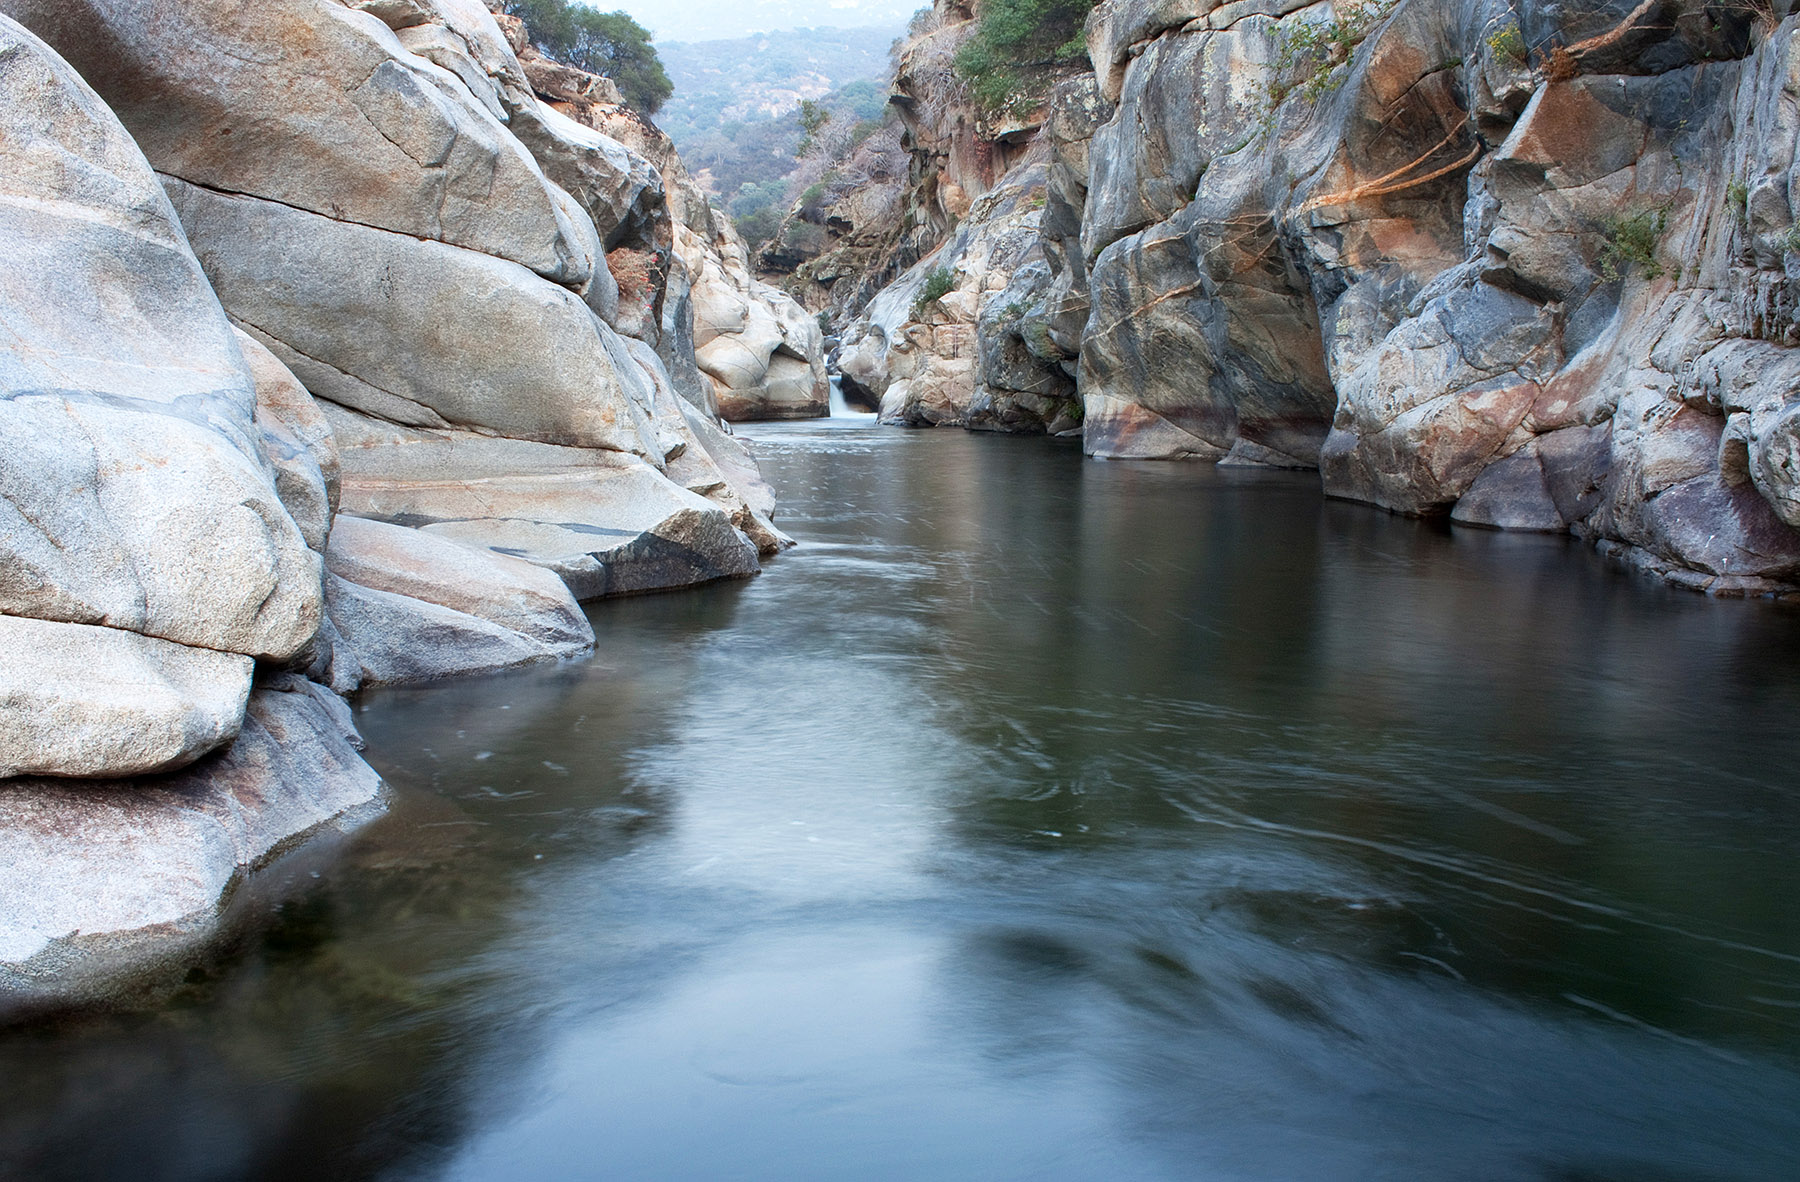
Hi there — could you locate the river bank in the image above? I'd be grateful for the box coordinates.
[4,420,1797,1179]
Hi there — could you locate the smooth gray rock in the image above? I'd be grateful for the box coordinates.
[324,404,762,598]
[0,615,253,780]
[240,329,340,554]
[2,0,596,285]
[327,516,592,647]
[324,574,576,687]
[1451,445,1567,532]
[166,179,655,456]
[0,14,322,663]
[0,677,384,1010]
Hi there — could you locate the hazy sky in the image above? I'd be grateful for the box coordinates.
[590,0,922,42]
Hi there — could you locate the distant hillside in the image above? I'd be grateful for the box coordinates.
[657,25,899,146]
[655,23,904,247]
[631,0,920,43]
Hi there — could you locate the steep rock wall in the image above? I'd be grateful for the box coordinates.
[490,8,829,422]
[821,0,1089,430]
[0,0,798,1007]
[840,0,1800,594]
[1063,0,1800,592]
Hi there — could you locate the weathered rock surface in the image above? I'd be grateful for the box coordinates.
[169,178,655,455]
[319,515,593,686]
[484,13,828,421]
[835,0,1800,592]
[326,404,762,598]
[839,164,1077,433]
[0,14,324,662]
[691,234,831,421]
[769,0,1069,334]
[0,616,254,781]
[241,328,342,554]
[3,0,598,286]
[0,677,383,1010]
[0,0,798,1009]
[0,13,387,1008]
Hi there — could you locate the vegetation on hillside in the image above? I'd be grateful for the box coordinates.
[499,0,673,114]
[952,0,1096,115]
[653,26,899,248]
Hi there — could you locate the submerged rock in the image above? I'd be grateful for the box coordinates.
[0,678,384,1013]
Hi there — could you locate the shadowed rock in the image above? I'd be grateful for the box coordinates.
[0,678,384,1013]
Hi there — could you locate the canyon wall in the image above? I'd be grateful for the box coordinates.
[837,0,1800,595]
[0,0,804,1007]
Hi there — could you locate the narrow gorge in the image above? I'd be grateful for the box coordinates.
[2,0,1798,1176]
[0,0,827,1000]
[788,0,1800,595]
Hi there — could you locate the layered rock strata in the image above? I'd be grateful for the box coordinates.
[490,5,830,421]
[842,0,1800,594]
[0,0,797,1007]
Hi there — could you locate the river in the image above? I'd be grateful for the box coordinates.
[4,415,1800,1180]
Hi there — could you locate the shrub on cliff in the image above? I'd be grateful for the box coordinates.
[953,0,1096,115]
[911,265,956,320]
[500,1,672,115]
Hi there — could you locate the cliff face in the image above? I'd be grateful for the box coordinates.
[0,0,801,1005]
[796,0,1086,428]
[494,10,831,422]
[843,0,1800,595]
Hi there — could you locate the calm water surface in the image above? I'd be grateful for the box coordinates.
[5,417,1800,1180]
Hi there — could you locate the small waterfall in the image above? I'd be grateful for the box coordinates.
[828,376,875,420]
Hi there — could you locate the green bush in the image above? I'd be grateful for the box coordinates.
[733,204,783,249]
[1597,207,1668,281]
[910,265,956,320]
[500,1,671,114]
[1255,0,1395,137]
[953,0,1097,114]
[797,99,831,154]
[1487,23,1528,64]
[1726,178,1749,224]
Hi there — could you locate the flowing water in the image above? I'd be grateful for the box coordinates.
[5,418,1800,1180]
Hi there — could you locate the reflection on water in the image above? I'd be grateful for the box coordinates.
[4,421,1800,1180]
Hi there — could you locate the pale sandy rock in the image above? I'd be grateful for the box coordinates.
[492,28,824,418]
[1,398,324,662]
[511,99,667,253]
[0,616,253,781]
[0,15,322,662]
[0,677,383,1011]
[688,245,830,421]
[239,329,341,553]
[168,179,655,457]
[326,515,592,651]
[620,337,789,551]
[325,405,762,597]
[3,0,596,285]
[323,574,576,686]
